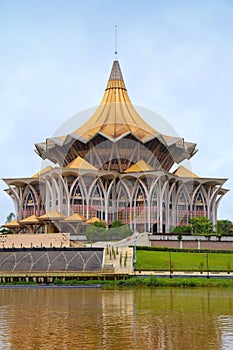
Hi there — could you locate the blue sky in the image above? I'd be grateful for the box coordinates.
[0,0,233,224]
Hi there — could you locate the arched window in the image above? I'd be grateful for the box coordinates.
[168,185,176,228]
[176,189,189,226]
[133,183,147,232]
[116,182,130,225]
[107,181,116,224]
[193,189,207,217]
[70,181,85,216]
[150,183,159,233]
[23,190,36,218]
[90,182,104,220]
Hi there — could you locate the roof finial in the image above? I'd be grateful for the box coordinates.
[115,24,118,59]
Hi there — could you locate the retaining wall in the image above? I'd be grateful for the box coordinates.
[149,234,233,250]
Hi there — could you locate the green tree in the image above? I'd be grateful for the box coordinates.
[111,220,123,228]
[91,221,106,228]
[216,220,232,235]
[172,225,192,233]
[0,212,16,235]
[5,212,15,223]
[189,216,213,235]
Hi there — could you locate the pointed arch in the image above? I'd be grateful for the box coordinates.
[168,181,176,229]
[70,179,86,216]
[175,185,190,226]
[89,180,105,220]
[106,179,117,224]
[116,180,130,225]
[23,189,36,218]
[132,180,147,232]
[150,180,159,233]
[192,186,208,218]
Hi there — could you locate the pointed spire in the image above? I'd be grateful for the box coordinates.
[108,59,124,81]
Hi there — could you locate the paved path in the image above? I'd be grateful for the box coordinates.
[103,245,134,274]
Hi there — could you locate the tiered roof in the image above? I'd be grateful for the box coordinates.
[35,59,197,169]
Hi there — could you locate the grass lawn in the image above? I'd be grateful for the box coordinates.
[136,250,233,272]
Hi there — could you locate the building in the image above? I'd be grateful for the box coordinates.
[3,58,228,234]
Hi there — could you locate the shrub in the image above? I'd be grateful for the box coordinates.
[111,220,123,228]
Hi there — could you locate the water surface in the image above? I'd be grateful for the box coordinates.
[0,287,232,349]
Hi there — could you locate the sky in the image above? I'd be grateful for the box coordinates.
[0,0,233,224]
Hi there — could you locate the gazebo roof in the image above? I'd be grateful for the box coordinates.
[2,220,21,228]
[86,216,105,224]
[19,215,40,224]
[39,210,66,221]
[62,213,86,222]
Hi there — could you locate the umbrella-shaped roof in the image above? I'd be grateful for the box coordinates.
[35,59,197,168]
[19,215,40,224]
[86,216,105,224]
[2,219,21,228]
[39,210,66,221]
[62,213,86,222]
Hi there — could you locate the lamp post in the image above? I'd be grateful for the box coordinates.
[206,253,209,279]
[169,251,172,278]
[133,230,137,270]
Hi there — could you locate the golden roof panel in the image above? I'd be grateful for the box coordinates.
[124,160,155,173]
[31,165,53,178]
[35,59,197,164]
[19,215,40,224]
[63,213,86,222]
[173,165,199,178]
[39,210,66,221]
[2,219,21,228]
[86,216,105,224]
[66,156,97,171]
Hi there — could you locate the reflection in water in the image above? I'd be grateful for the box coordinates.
[218,316,233,350]
[0,287,232,349]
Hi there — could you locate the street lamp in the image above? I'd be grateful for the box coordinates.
[133,230,137,270]
[206,253,209,279]
[169,251,172,278]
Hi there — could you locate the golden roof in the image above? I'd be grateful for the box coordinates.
[2,219,21,228]
[124,159,154,173]
[86,216,105,224]
[19,215,40,224]
[66,156,97,171]
[173,165,199,178]
[35,59,197,163]
[71,61,159,142]
[39,210,66,221]
[31,166,53,178]
[63,213,86,222]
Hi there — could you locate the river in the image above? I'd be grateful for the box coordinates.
[0,286,232,349]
